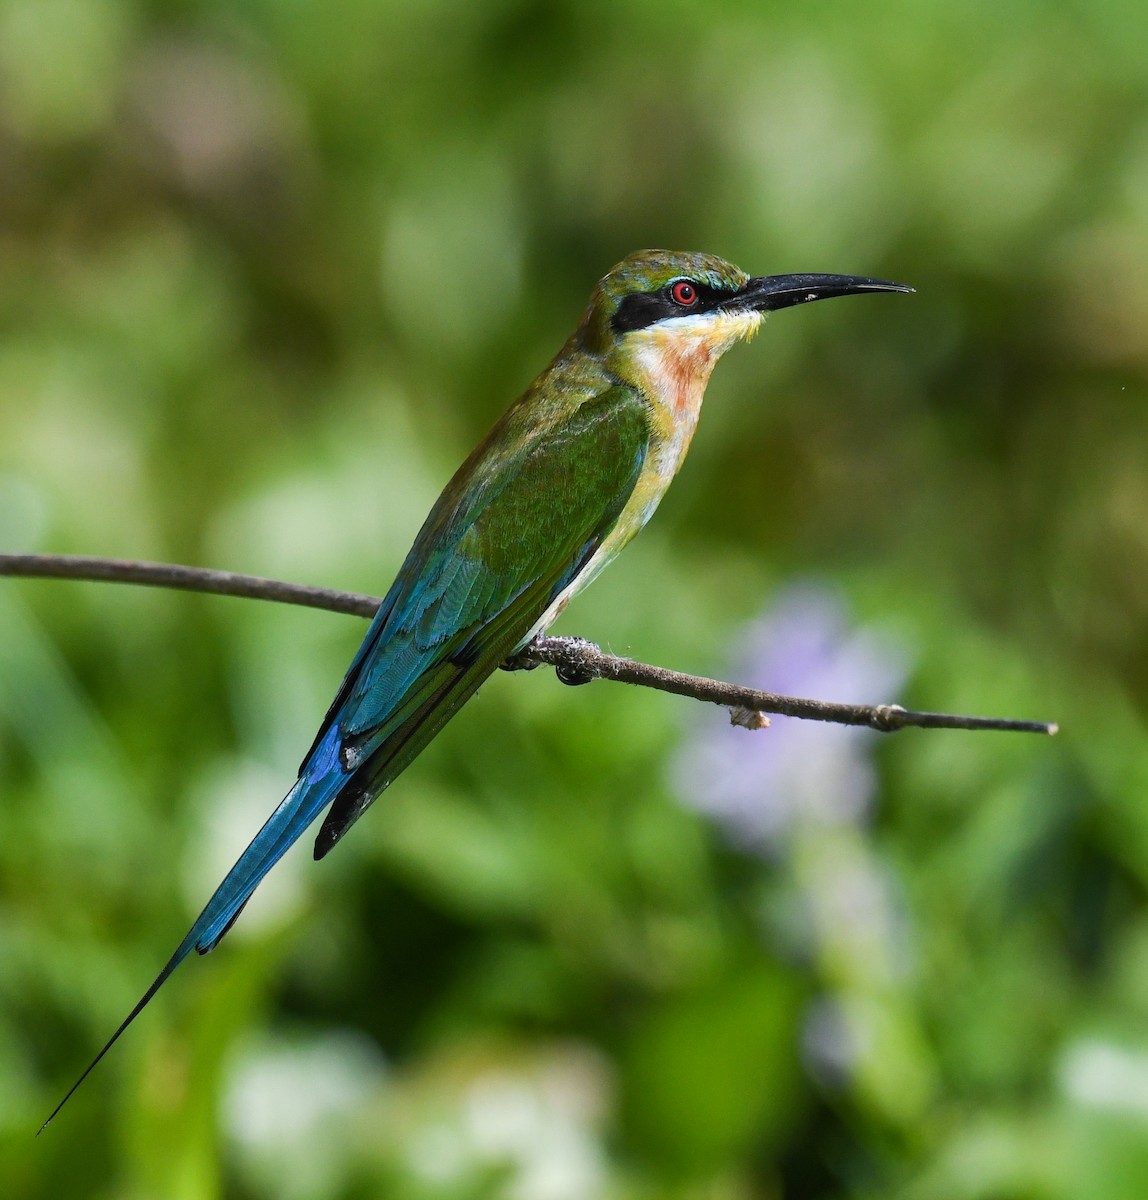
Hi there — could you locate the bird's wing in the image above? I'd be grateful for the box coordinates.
[312,382,651,855]
[42,384,649,1129]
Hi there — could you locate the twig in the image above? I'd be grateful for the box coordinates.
[518,636,1056,734]
[0,553,1057,736]
[0,553,380,617]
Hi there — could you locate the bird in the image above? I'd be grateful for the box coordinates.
[43,249,911,1128]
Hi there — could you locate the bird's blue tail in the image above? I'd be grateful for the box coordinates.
[39,726,347,1132]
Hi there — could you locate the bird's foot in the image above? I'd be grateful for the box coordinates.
[546,635,600,686]
[501,634,601,686]
[500,637,547,673]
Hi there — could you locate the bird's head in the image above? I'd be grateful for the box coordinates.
[580,249,911,401]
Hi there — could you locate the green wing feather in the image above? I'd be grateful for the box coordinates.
[310,383,651,858]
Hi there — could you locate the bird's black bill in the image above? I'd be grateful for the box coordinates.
[734,273,914,313]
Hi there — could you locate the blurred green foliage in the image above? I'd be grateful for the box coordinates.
[1,0,1147,1196]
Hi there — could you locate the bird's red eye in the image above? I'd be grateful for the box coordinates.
[670,280,698,306]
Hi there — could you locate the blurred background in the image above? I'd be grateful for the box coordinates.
[1,1,1146,1196]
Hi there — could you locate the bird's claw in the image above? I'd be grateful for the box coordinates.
[547,635,599,686]
[500,641,545,672]
[501,634,600,685]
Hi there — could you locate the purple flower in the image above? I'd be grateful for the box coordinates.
[673,584,910,854]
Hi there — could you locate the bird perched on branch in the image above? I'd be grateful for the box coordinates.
[45,249,910,1127]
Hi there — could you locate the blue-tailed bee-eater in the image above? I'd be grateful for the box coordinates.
[44,249,911,1126]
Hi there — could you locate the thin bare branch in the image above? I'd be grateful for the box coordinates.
[517,635,1057,735]
[0,553,380,617]
[0,553,1057,736]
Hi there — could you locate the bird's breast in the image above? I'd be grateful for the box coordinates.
[624,309,762,472]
